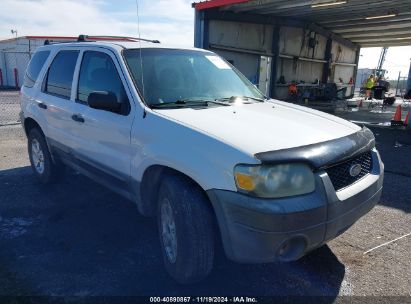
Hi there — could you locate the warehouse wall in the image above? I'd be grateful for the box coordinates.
[208,20,273,83]
[279,26,327,59]
[330,40,357,96]
[276,26,328,100]
[209,20,273,53]
[0,38,45,88]
[198,16,359,101]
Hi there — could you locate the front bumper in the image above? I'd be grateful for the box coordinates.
[207,149,384,263]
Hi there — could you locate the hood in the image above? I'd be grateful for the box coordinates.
[154,100,361,156]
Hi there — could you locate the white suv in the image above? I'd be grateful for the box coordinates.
[20,36,384,284]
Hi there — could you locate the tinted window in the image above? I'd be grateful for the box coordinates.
[77,51,128,113]
[44,50,79,99]
[123,48,264,106]
[24,50,50,87]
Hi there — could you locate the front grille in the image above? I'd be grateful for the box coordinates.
[325,151,373,191]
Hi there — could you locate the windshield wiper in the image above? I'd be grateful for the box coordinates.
[216,96,267,103]
[150,99,230,109]
[150,99,208,109]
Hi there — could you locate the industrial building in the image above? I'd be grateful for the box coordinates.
[0,36,133,88]
[0,36,80,88]
[193,0,411,102]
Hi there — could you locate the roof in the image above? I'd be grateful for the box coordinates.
[38,41,209,53]
[193,0,411,48]
[0,35,138,44]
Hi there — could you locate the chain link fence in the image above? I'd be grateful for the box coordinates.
[0,51,31,127]
[0,90,20,126]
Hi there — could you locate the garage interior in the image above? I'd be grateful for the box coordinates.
[193,0,411,104]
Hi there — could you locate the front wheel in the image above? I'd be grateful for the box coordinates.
[28,128,63,184]
[157,174,215,284]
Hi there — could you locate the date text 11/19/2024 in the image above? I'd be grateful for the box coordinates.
[149,297,258,303]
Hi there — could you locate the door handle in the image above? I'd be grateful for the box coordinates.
[38,102,47,109]
[71,114,85,123]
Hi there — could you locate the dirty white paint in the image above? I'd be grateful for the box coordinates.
[363,232,411,255]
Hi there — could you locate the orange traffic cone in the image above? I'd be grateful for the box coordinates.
[358,99,363,107]
[406,109,411,129]
[391,105,403,126]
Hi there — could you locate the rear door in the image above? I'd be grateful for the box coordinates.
[21,49,51,132]
[69,48,135,196]
[37,48,80,151]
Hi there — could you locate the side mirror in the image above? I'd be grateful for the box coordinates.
[87,91,121,112]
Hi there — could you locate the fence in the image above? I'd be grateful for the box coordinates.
[393,76,410,98]
[0,90,20,126]
[0,51,32,88]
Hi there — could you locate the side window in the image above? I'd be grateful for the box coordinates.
[44,50,79,99]
[24,50,50,88]
[77,51,129,114]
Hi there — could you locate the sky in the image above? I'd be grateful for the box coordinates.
[0,0,195,45]
[0,0,410,79]
[358,47,411,81]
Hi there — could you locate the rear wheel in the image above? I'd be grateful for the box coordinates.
[28,128,63,184]
[157,174,215,284]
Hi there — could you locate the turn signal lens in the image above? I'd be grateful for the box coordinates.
[234,173,255,191]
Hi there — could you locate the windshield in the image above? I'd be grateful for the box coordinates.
[123,48,265,106]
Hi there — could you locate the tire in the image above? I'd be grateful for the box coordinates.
[28,128,64,184]
[157,174,215,284]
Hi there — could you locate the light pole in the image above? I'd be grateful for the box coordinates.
[407,58,411,93]
[11,29,18,39]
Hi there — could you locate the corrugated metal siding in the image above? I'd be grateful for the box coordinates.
[209,20,273,53]
[0,38,44,87]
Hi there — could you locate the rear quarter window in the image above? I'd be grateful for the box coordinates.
[24,50,50,88]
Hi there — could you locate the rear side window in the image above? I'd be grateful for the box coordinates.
[24,50,50,88]
[77,51,128,108]
[44,50,79,99]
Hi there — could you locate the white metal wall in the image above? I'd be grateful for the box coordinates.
[208,20,273,84]
[206,20,358,100]
[209,20,273,53]
[0,38,45,87]
[276,26,327,99]
[330,41,357,96]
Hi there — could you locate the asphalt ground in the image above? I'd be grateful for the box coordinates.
[0,91,410,300]
[334,98,410,127]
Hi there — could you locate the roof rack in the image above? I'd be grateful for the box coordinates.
[44,39,76,45]
[77,35,160,44]
[44,34,160,45]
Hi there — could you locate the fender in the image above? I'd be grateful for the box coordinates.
[130,110,258,192]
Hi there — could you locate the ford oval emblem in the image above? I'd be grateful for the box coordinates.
[349,164,362,177]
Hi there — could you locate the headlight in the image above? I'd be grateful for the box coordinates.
[234,163,315,198]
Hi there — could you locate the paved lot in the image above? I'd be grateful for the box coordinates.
[333,98,410,126]
[0,91,410,299]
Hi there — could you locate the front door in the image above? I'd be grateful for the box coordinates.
[69,48,135,196]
